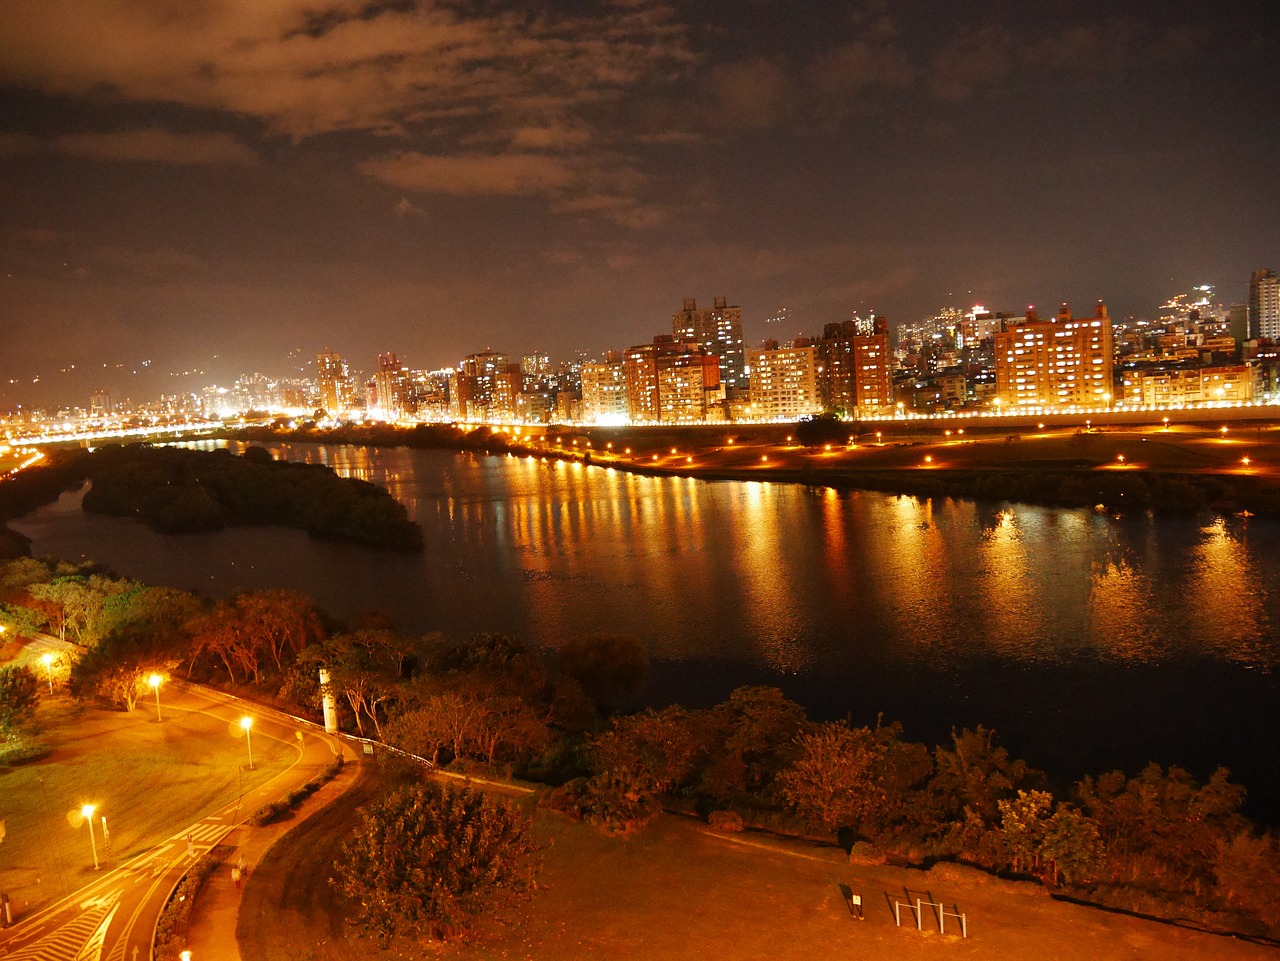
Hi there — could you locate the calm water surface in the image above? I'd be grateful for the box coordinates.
[13,442,1280,816]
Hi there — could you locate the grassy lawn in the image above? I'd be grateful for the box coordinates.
[237,762,1275,961]
[0,693,291,918]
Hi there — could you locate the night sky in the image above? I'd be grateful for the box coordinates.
[1,0,1276,408]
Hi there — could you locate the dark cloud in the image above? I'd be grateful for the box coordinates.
[55,128,258,166]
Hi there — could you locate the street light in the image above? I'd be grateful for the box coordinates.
[240,716,255,769]
[41,653,55,694]
[82,804,100,870]
[148,674,163,722]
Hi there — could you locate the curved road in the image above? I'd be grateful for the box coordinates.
[0,676,347,961]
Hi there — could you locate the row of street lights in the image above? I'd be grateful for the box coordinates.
[74,707,256,873]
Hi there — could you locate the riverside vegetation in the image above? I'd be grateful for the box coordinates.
[0,556,1277,944]
[0,444,422,551]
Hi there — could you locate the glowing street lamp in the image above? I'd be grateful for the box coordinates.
[148,674,164,722]
[240,716,255,770]
[41,653,55,694]
[82,804,100,870]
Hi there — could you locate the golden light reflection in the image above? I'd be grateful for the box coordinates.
[731,482,811,673]
[1087,553,1162,661]
[1184,517,1270,665]
[972,508,1038,655]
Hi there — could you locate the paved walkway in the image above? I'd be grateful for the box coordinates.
[184,745,361,960]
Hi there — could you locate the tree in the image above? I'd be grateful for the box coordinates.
[0,665,39,737]
[1213,831,1280,920]
[591,706,701,798]
[699,686,808,805]
[1075,763,1247,891]
[556,633,648,714]
[778,721,885,833]
[335,783,540,943]
[232,589,323,673]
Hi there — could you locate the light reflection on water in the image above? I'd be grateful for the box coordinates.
[158,440,1280,673]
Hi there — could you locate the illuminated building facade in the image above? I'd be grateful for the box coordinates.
[994,302,1114,407]
[450,350,509,421]
[816,321,857,412]
[373,352,410,420]
[746,343,820,421]
[1122,364,1258,406]
[316,349,357,415]
[1250,269,1280,340]
[580,356,629,424]
[656,350,724,423]
[853,316,893,413]
[624,336,723,423]
[672,296,746,393]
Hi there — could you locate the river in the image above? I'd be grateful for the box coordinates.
[12,441,1280,817]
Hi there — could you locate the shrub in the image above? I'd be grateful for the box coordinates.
[707,810,745,833]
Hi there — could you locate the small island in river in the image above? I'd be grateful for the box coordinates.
[0,443,423,553]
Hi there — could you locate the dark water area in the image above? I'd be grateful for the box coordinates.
[12,441,1280,820]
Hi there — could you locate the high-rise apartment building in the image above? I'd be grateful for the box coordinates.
[580,355,629,424]
[852,316,893,413]
[746,343,820,421]
[814,315,892,415]
[1249,269,1280,340]
[623,336,723,423]
[672,296,747,393]
[316,349,357,416]
[994,302,1114,407]
[450,350,509,421]
[373,352,410,420]
[656,350,724,423]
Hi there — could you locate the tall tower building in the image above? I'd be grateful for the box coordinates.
[672,296,747,393]
[374,352,410,419]
[316,349,356,415]
[852,316,893,413]
[1249,269,1280,340]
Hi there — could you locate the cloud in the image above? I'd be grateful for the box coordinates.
[702,58,796,131]
[0,1,694,140]
[360,151,580,197]
[806,14,917,101]
[0,132,42,158]
[393,197,428,219]
[88,244,211,283]
[54,128,258,166]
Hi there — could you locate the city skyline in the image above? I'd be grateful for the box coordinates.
[1,1,1276,408]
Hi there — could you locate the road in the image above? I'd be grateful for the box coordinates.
[0,680,346,961]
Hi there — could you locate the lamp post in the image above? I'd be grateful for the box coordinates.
[41,653,55,695]
[148,674,163,722]
[82,804,100,870]
[240,716,254,770]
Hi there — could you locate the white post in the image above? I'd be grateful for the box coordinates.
[319,668,338,734]
[961,913,967,939]
[940,909,945,935]
[916,899,922,931]
[894,901,900,926]
[86,816,99,870]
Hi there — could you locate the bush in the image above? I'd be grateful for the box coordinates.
[707,810,745,833]
[154,844,231,960]
[335,782,540,942]
[247,799,291,826]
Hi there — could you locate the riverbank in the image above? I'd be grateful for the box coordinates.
[229,415,1280,515]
